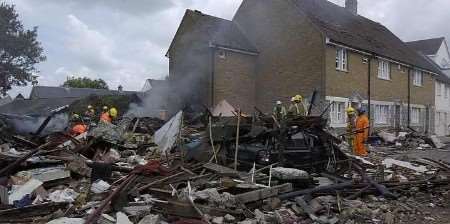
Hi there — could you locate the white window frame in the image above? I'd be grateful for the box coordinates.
[437,82,442,96]
[336,48,348,71]
[413,70,423,86]
[330,101,346,125]
[446,86,449,99]
[374,104,390,124]
[411,107,421,124]
[378,60,390,80]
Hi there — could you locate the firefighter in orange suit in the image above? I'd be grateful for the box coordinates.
[70,114,87,136]
[354,108,369,156]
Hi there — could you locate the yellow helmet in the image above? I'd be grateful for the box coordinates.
[109,107,118,118]
[346,106,356,115]
[293,95,303,102]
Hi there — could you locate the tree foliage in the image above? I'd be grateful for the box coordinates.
[62,76,109,89]
[0,3,46,95]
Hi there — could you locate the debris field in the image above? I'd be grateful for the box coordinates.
[0,102,450,224]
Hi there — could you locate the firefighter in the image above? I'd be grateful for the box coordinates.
[100,107,118,124]
[70,114,87,136]
[109,107,118,121]
[273,101,287,121]
[100,106,112,123]
[84,105,95,119]
[346,106,356,149]
[354,108,369,156]
[288,95,306,116]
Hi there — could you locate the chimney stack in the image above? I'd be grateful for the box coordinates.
[345,0,358,15]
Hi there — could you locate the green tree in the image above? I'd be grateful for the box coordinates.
[0,3,45,95]
[62,76,109,89]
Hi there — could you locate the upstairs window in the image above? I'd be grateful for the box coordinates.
[413,70,423,86]
[336,48,348,71]
[378,60,390,80]
[437,82,442,96]
[446,86,449,99]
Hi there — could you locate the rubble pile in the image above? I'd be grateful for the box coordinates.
[0,107,449,224]
[376,129,444,150]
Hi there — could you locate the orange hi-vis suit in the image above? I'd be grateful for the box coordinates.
[354,114,369,156]
[71,124,87,136]
[100,112,112,123]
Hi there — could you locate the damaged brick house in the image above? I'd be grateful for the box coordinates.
[167,0,441,132]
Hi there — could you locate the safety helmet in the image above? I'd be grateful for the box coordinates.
[291,97,296,102]
[102,106,108,111]
[109,107,118,118]
[276,101,282,105]
[346,106,356,115]
[87,105,93,109]
[71,114,81,121]
[357,107,366,114]
[293,95,303,102]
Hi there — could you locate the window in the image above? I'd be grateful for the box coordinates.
[441,58,449,69]
[411,107,421,124]
[437,82,442,96]
[413,70,423,86]
[446,86,449,99]
[378,60,390,80]
[374,105,390,124]
[336,48,348,71]
[330,101,346,124]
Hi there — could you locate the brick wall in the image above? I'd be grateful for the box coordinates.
[410,71,434,106]
[213,50,256,113]
[325,47,368,99]
[370,60,409,103]
[234,0,326,112]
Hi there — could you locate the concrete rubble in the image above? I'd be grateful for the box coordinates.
[0,104,449,224]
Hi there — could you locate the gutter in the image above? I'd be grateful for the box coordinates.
[209,43,259,56]
[325,37,439,76]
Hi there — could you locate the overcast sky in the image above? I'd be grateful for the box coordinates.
[6,0,450,97]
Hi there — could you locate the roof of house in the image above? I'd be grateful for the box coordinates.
[0,96,12,106]
[419,52,450,83]
[293,0,441,74]
[0,98,78,117]
[406,37,445,56]
[30,86,142,100]
[167,9,257,56]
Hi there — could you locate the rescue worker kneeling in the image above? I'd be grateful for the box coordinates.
[70,114,87,136]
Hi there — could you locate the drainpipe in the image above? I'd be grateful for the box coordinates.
[367,57,372,134]
[210,46,216,107]
[407,68,411,128]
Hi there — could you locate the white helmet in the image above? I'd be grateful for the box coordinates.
[276,101,282,105]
